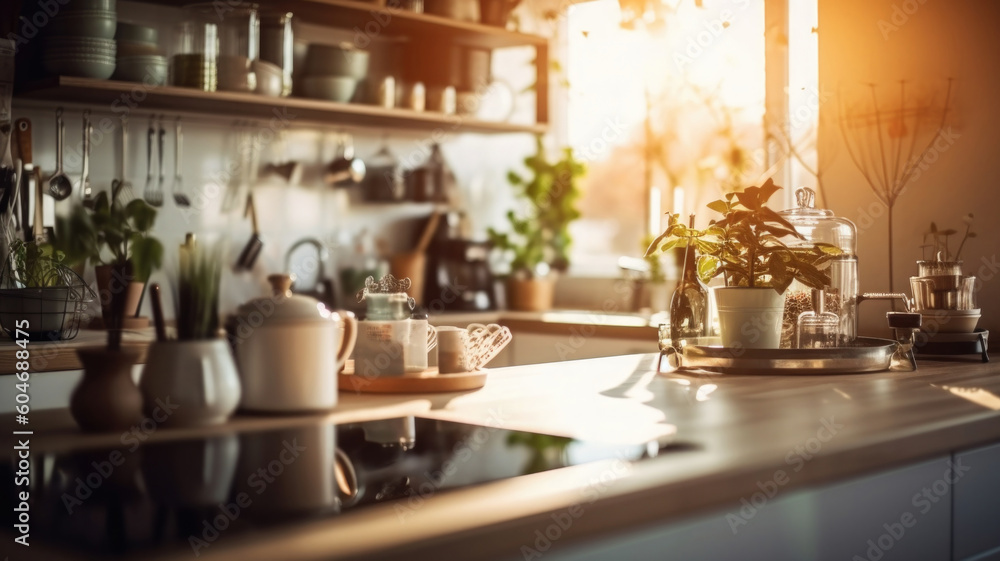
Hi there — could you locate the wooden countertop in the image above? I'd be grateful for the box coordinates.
[10,354,1000,561]
[0,329,155,373]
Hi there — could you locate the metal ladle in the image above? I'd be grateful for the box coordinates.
[47,108,72,200]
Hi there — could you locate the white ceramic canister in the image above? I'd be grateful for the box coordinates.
[230,274,357,411]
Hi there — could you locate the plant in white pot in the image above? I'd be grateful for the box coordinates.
[139,237,240,427]
[646,180,840,348]
[488,136,584,311]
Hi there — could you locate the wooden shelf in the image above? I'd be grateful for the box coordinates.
[142,0,547,50]
[15,77,547,135]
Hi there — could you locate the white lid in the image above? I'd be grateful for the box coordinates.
[235,274,336,324]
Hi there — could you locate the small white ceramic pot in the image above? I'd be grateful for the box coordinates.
[139,339,241,427]
[715,287,785,349]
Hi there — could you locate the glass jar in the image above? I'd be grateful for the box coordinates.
[218,4,259,92]
[172,7,218,90]
[259,11,293,96]
[779,188,859,346]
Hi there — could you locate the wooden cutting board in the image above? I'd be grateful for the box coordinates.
[338,360,487,394]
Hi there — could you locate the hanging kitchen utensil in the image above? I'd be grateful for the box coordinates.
[14,118,33,241]
[143,115,159,206]
[113,115,135,204]
[47,108,72,201]
[235,192,262,270]
[80,111,95,209]
[32,160,46,243]
[324,132,366,186]
[221,123,248,212]
[172,117,191,207]
[143,115,163,207]
[363,136,404,202]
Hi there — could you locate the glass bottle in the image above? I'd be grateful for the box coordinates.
[669,216,708,345]
[797,289,840,348]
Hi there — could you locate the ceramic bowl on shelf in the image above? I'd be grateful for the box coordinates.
[304,43,369,78]
[64,0,116,11]
[116,39,161,57]
[48,10,118,39]
[918,308,981,333]
[113,54,168,84]
[42,54,116,79]
[114,21,157,45]
[252,59,284,97]
[302,76,358,103]
[45,36,117,50]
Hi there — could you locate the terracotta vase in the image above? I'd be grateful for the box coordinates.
[94,264,145,326]
[70,347,144,432]
[506,277,555,311]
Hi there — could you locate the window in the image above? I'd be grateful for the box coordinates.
[563,0,783,276]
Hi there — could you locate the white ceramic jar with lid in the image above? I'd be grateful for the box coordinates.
[229,274,357,411]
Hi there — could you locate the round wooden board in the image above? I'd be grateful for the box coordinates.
[338,361,487,394]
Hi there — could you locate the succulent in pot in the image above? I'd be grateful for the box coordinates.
[646,180,841,348]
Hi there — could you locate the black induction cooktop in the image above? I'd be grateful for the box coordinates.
[2,417,677,558]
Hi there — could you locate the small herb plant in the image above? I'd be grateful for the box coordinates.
[921,214,975,262]
[488,136,584,277]
[645,180,840,294]
[175,238,222,340]
[53,193,164,282]
[8,239,67,288]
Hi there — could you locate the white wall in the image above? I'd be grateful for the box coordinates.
[817,0,1000,335]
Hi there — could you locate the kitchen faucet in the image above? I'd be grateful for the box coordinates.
[286,237,339,310]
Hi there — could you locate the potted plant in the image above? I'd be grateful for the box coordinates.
[918,214,975,277]
[0,239,81,341]
[646,180,839,348]
[139,236,240,427]
[53,193,164,327]
[488,137,584,311]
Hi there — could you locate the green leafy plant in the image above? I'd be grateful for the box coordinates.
[921,214,975,262]
[53,193,164,282]
[645,180,840,294]
[175,239,222,340]
[640,234,666,283]
[487,136,585,277]
[8,239,66,288]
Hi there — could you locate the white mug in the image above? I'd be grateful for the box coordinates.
[436,325,469,374]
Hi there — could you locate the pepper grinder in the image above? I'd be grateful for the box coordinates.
[797,289,840,348]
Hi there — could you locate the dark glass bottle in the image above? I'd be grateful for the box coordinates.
[669,218,708,344]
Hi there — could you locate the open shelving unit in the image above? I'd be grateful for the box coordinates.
[13,0,550,134]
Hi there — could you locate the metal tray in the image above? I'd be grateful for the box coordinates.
[667,337,899,375]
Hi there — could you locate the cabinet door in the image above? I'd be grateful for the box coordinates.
[530,456,952,561]
[953,441,1000,561]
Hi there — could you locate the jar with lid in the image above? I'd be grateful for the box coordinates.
[778,187,859,347]
[172,6,219,90]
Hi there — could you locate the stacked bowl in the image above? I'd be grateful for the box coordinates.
[911,260,980,333]
[113,22,167,85]
[300,43,368,103]
[42,0,117,79]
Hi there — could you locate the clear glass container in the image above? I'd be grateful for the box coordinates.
[259,11,293,96]
[172,7,218,91]
[779,187,859,346]
[797,289,840,348]
[669,231,709,346]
